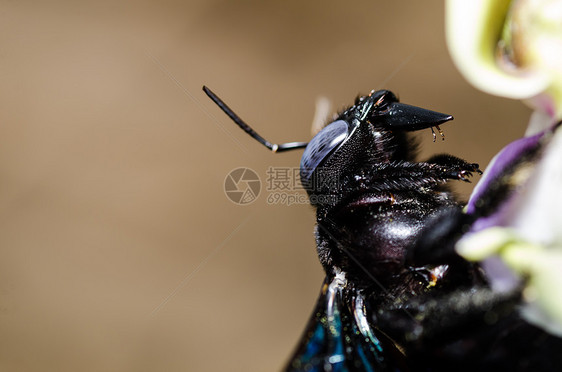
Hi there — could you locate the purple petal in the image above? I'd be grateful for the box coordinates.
[466,132,544,216]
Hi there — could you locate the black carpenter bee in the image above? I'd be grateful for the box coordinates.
[203,86,562,371]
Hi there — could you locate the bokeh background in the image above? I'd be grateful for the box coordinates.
[0,1,532,371]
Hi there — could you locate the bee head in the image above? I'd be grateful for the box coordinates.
[300,90,453,202]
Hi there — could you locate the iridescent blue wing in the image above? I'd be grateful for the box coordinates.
[285,274,405,371]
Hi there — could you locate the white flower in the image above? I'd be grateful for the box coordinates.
[447,0,562,335]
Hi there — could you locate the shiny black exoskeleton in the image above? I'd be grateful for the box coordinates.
[202,86,562,371]
[298,90,481,287]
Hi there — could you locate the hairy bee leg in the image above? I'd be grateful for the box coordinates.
[424,154,482,182]
[374,286,522,350]
[339,161,483,201]
[426,154,482,173]
[376,284,562,371]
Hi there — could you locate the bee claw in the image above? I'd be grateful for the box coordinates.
[458,170,474,182]
[469,163,482,174]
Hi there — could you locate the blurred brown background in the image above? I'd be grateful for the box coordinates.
[0,1,532,371]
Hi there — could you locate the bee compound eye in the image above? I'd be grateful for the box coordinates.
[300,120,349,187]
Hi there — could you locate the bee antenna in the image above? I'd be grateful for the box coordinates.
[203,86,308,152]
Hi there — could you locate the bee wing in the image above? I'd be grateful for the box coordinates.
[310,96,333,136]
[284,276,400,371]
